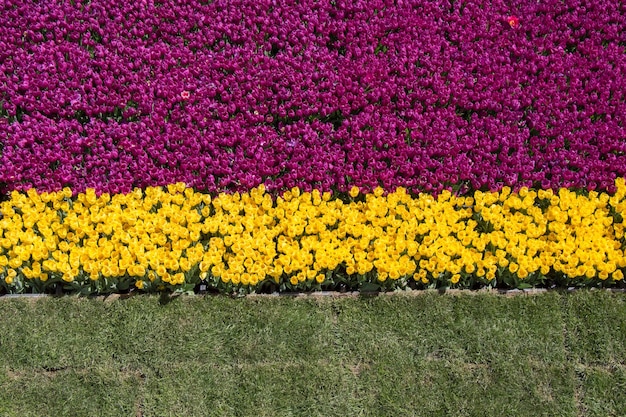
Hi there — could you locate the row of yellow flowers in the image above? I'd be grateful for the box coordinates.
[1,179,626,293]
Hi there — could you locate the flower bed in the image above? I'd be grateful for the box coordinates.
[1,1,626,293]
[1,0,625,196]
[1,181,626,294]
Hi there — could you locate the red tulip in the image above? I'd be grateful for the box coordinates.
[507,15,520,29]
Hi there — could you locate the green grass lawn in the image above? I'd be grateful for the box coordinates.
[0,291,623,417]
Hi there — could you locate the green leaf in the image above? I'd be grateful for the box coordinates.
[116,280,130,291]
[175,283,196,295]
[360,282,380,293]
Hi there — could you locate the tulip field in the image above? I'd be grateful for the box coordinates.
[1,0,625,295]
[1,2,626,416]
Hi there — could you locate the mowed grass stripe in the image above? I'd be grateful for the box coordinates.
[0,292,623,416]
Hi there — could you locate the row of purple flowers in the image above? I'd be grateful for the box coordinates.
[1,0,625,195]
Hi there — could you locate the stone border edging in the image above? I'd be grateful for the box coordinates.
[1,287,625,301]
